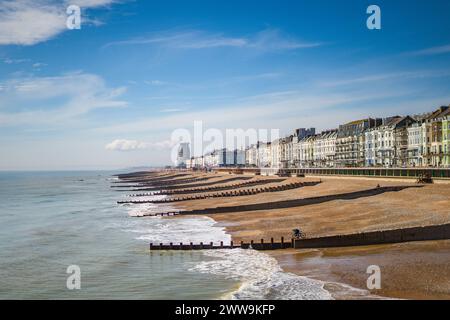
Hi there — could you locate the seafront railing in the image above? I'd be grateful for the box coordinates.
[213,167,450,179]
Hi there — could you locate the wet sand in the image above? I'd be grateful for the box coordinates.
[271,240,450,300]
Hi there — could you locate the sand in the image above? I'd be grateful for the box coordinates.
[135,171,450,299]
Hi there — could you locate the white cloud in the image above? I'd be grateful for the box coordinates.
[160,108,183,113]
[145,80,168,86]
[3,57,30,64]
[408,44,450,56]
[105,139,176,151]
[104,28,322,52]
[0,0,116,46]
[105,139,149,151]
[32,62,47,68]
[319,69,450,87]
[0,72,127,126]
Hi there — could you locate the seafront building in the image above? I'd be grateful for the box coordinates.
[443,115,450,167]
[407,122,423,167]
[313,130,338,167]
[335,118,382,167]
[185,104,450,170]
[365,116,415,167]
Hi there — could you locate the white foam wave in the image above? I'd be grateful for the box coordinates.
[121,215,231,245]
[189,249,333,300]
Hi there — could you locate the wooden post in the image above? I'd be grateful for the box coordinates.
[271,238,274,249]
[170,242,173,249]
[150,243,153,250]
[230,241,233,248]
[200,242,203,249]
[291,238,294,248]
[180,242,183,250]
[220,241,223,248]
[240,240,244,248]
[281,237,284,249]
[190,242,193,250]
[210,241,213,249]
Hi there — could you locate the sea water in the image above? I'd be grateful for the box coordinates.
[0,171,333,299]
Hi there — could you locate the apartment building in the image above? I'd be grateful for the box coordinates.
[336,118,382,167]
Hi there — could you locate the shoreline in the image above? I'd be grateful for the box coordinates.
[119,171,450,299]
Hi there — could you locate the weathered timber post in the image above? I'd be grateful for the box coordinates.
[230,241,233,248]
[200,242,203,249]
[150,243,153,250]
[190,242,193,250]
[170,242,173,249]
[271,238,274,249]
[240,240,244,248]
[220,241,223,248]
[210,241,213,249]
[281,237,284,249]
[291,238,294,248]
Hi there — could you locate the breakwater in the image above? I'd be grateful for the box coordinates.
[149,223,450,251]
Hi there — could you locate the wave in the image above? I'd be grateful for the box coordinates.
[189,249,333,300]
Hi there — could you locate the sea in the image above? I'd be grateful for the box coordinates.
[0,171,338,299]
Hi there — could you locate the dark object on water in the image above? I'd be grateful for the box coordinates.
[78,179,84,182]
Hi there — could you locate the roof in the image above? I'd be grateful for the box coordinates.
[426,106,449,120]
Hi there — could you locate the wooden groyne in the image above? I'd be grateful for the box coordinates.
[150,237,293,251]
[115,173,189,183]
[130,178,286,197]
[112,176,212,188]
[293,223,450,248]
[118,181,317,204]
[149,223,450,251]
[124,176,254,192]
[139,185,422,217]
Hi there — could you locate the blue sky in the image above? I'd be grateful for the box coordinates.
[1,0,450,170]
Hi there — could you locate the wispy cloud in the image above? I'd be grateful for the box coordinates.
[93,87,410,136]
[145,80,168,86]
[319,69,450,87]
[0,0,116,46]
[0,72,127,127]
[3,57,30,64]
[160,108,183,113]
[104,28,322,52]
[407,44,450,56]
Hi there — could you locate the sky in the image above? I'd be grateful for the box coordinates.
[0,0,450,170]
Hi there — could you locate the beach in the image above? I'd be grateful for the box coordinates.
[128,170,450,299]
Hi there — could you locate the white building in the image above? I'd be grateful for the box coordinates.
[270,139,281,169]
[364,116,415,167]
[407,122,423,167]
[297,135,315,168]
[176,143,191,167]
[257,142,272,168]
[245,144,258,167]
[313,130,337,167]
